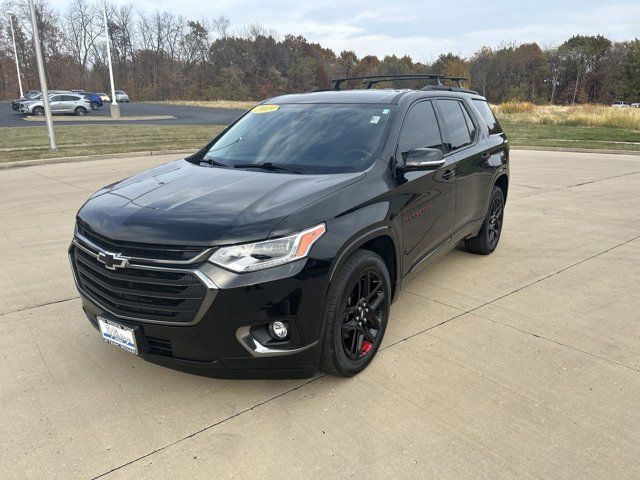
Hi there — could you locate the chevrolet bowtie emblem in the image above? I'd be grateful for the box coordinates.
[97,251,130,270]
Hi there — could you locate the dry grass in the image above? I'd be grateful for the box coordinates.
[494,103,640,131]
[151,100,257,111]
[0,124,224,163]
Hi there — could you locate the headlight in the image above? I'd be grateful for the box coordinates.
[208,223,326,273]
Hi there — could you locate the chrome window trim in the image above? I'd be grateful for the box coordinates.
[70,238,218,327]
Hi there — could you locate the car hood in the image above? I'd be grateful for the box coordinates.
[77,159,365,246]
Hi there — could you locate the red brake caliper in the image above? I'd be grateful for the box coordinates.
[361,340,373,356]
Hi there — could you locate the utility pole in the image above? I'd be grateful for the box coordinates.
[102,0,120,118]
[8,13,25,99]
[28,0,56,151]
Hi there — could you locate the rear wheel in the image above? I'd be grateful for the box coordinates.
[32,106,44,116]
[465,186,505,255]
[320,250,391,377]
[74,106,87,116]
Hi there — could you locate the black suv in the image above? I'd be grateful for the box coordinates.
[69,74,509,378]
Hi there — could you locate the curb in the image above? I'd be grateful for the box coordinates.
[511,146,640,156]
[23,115,177,122]
[1,146,639,171]
[0,149,197,170]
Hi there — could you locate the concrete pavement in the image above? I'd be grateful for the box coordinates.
[1,150,639,479]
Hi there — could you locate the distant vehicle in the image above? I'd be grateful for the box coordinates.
[72,89,86,94]
[115,90,130,103]
[97,92,111,102]
[84,93,104,110]
[631,103,640,108]
[11,90,69,111]
[611,101,630,108]
[20,93,92,116]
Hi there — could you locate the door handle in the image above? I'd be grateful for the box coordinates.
[442,169,455,180]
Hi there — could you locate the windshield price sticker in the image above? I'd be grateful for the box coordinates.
[252,105,280,114]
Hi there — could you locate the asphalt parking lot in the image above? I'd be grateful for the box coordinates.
[0,101,243,127]
[1,149,639,479]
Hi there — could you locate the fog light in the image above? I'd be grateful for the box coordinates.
[269,321,288,340]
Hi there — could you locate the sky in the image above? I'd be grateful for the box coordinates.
[49,0,640,62]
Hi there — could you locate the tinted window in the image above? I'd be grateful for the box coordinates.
[63,95,79,101]
[472,100,503,135]
[436,99,473,151]
[50,95,62,102]
[203,103,394,174]
[397,101,443,155]
[461,104,476,138]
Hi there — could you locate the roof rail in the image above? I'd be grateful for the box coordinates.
[331,74,468,90]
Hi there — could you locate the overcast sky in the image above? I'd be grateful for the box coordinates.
[50,0,640,61]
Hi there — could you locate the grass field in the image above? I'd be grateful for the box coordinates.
[152,100,257,110]
[1,103,639,165]
[0,124,223,163]
[495,103,640,152]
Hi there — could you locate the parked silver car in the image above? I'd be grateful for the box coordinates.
[20,93,92,116]
[115,90,130,103]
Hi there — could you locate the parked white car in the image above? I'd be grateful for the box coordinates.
[631,102,640,108]
[115,90,130,103]
[611,101,630,108]
[20,93,92,116]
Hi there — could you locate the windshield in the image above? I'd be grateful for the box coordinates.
[202,103,394,174]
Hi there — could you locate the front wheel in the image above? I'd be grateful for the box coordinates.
[32,106,44,116]
[90,101,99,110]
[74,106,87,116]
[320,250,391,377]
[465,186,505,255]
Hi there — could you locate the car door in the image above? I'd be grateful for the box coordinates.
[396,100,455,277]
[62,95,79,113]
[434,98,487,238]
[49,95,64,113]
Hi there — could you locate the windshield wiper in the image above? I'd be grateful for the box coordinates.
[200,157,229,168]
[231,162,307,174]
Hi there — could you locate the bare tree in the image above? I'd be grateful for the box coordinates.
[63,0,101,88]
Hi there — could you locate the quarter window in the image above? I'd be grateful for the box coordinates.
[397,101,443,156]
[436,99,474,151]
[472,99,503,135]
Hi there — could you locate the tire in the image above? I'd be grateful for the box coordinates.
[74,106,87,116]
[465,185,505,255]
[320,249,391,377]
[90,101,99,110]
[32,106,44,116]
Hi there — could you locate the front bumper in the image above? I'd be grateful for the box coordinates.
[70,237,329,379]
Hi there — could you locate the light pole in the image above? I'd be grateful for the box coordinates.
[28,0,56,151]
[102,0,120,118]
[8,12,25,99]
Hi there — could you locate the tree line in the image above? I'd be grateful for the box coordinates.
[0,0,639,103]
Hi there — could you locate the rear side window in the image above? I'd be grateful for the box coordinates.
[63,95,79,101]
[472,100,503,135]
[436,99,474,151]
[397,101,443,155]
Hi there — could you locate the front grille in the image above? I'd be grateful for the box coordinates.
[77,221,207,262]
[71,241,212,324]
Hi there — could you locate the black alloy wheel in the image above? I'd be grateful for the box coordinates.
[320,249,391,376]
[341,270,385,361]
[487,194,504,250]
[464,185,505,255]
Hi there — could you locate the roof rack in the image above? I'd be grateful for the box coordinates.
[331,74,468,90]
